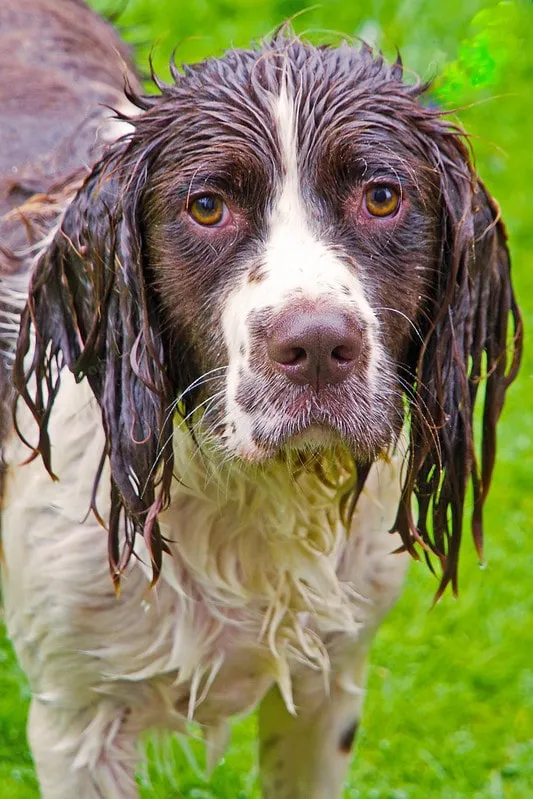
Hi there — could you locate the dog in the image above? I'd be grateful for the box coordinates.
[0,1,522,797]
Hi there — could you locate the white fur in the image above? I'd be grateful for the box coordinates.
[97,97,138,145]
[0,270,31,363]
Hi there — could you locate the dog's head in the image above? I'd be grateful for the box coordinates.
[15,36,522,593]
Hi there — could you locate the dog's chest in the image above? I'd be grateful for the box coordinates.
[131,448,408,723]
[2,372,407,729]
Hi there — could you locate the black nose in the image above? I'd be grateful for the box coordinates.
[267,311,362,389]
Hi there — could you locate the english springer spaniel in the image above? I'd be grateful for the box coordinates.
[0,1,522,797]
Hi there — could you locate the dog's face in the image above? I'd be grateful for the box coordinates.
[16,37,521,589]
[141,44,441,463]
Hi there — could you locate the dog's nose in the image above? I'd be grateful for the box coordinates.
[267,311,362,389]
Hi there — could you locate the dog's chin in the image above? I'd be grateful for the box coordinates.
[285,424,341,449]
[230,422,386,467]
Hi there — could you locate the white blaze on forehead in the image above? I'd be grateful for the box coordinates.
[272,80,300,224]
[259,79,376,316]
[223,80,378,338]
[220,79,382,455]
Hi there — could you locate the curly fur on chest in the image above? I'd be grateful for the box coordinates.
[4,371,405,720]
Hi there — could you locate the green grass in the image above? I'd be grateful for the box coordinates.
[2,1,533,796]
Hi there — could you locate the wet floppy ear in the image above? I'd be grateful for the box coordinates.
[394,135,522,597]
[13,153,175,586]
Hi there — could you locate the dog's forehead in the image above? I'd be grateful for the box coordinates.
[165,39,416,154]
[139,39,435,208]
[189,39,396,97]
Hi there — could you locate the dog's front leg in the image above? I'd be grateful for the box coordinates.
[258,648,369,799]
[28,697,139,799]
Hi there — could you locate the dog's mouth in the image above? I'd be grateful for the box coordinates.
[217,385,395,465]
[246,422,343,461]
[225,425,343,466]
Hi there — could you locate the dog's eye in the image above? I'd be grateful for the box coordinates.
[188,195,226,226]
[364,185,400,217]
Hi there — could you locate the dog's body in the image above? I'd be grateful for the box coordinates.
[0,2,521,798]
[5,372,407,797]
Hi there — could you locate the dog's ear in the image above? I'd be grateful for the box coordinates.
[13,147,175,586]
[394,126,522,597]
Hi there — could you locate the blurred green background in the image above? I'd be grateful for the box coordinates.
[1,1,533,797]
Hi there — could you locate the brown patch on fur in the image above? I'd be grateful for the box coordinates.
[339,721,359,754]
[261,734,281,754]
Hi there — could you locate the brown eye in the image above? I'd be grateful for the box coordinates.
[188,194,226,226]
[364,185,400,217]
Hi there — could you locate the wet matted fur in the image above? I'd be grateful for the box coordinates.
[0,1,522,797]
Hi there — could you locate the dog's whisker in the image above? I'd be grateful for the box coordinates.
[160,367,228,435]
[142,391,226,497]
[374,306,425,344]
